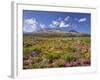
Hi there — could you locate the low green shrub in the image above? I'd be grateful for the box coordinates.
[83,52,90,60]
[31,63,48,68]
[52,59,65,67]
[32,57,42,63]
[23,48,31,56]
[50,50,61,59]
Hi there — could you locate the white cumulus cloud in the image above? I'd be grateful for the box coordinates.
[64,16,70,21]
[49,18,71,28]
[59,21,69,27]
[78,18,87,22]
[24,18,38,32]
[40,24,46,28]
[69,23,77,30]
[49,24,56,28]
[59,21,65,27]
[52,20,59,26]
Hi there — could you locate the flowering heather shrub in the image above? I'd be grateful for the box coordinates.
[23,36,91,69]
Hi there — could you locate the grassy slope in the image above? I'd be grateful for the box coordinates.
[23,32,91,69]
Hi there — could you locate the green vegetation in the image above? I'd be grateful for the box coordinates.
[23,33,91,69]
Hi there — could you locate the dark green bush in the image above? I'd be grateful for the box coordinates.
[65,47,77,53]
[62,52,77,62]
[23,48,31,56]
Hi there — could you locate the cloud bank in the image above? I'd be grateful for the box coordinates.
[78,18,87,22]
[23,16,87,32]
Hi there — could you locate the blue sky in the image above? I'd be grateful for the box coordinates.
[23,10,91,34]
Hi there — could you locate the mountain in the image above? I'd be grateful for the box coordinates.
[40,27,71,32]
[68,29,78,33]
[24,26,90,37]
[24,28,90,37]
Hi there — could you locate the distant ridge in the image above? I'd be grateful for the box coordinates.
[68,29,78,33]
[40,27,70,32]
